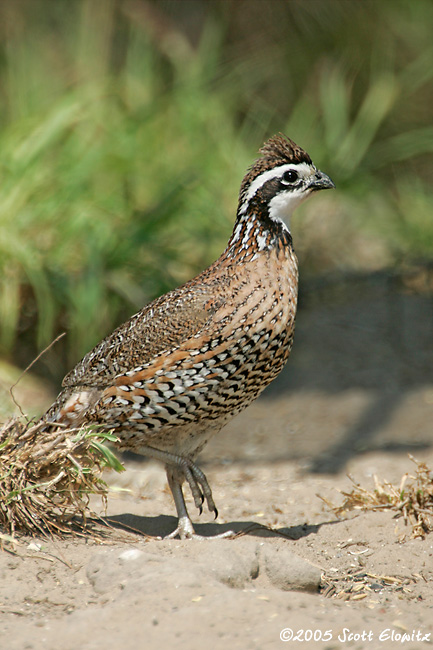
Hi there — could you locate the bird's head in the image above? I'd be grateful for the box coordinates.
[238,134,335,226]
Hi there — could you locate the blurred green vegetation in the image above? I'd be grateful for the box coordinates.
[0,0,432,381]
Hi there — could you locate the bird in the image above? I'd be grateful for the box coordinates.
[43,134,334,539]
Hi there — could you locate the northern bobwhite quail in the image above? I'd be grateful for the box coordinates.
[43,135,334,539]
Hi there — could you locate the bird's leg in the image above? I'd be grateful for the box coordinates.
[178,456,218,517]
[136,445,234,539]
[164,468,205,540]
[165,467,234,540]
[138,445,217,516]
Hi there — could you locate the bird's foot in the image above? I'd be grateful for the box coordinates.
[179,458,218,518]
[164,516,235,541]
[139,446,219,519]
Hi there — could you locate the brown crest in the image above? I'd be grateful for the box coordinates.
[259,134,312,165]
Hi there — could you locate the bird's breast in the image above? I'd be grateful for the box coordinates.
[211,244,298,344]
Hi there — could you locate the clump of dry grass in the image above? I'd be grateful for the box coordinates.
[0,417,124,537]
[320,455,433,540]
[321,567,416,600]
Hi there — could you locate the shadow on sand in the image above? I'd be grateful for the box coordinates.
[104,512,340,541]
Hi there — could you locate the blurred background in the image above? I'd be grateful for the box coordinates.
[0,0,432,470]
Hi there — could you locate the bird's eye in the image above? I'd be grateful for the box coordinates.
[281,170,299,184]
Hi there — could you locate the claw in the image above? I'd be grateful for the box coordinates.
[182,463,205,512]
[179,456,218,517]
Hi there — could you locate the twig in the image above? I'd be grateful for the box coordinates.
[9,332,66,417]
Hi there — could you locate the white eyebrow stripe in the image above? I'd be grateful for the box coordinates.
[239,162,314,215]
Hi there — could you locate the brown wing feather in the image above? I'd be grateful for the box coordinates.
[62,283,218,389]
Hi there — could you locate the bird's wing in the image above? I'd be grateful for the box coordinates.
[61,283,219,389]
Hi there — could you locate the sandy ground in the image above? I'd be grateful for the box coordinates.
[1,271,432,649]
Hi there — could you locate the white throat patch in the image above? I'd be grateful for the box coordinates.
[267,186,310,226]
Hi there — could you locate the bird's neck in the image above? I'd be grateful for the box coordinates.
[223,209,293,262]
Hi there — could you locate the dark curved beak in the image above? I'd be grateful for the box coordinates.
[309,170,335,191]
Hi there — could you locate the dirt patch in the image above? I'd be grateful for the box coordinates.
[2,454,433,650]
